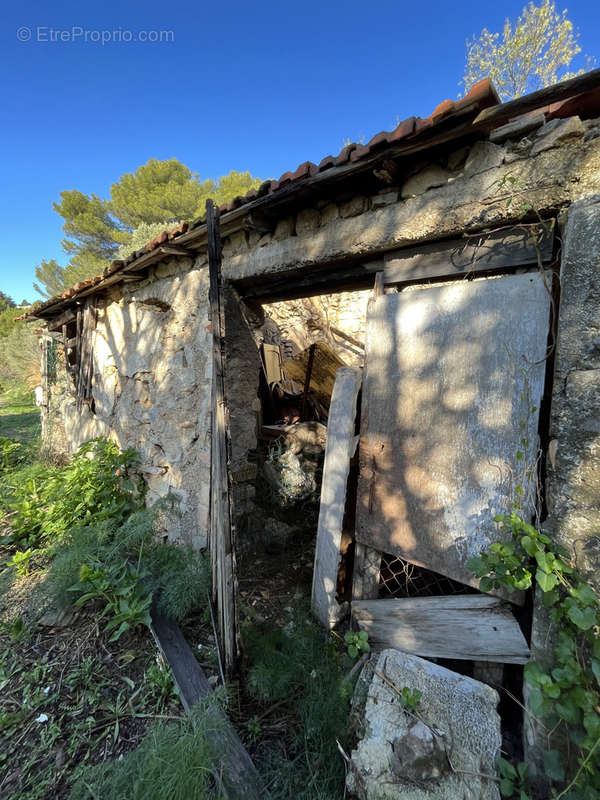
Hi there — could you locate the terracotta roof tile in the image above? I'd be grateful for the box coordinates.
[28,74,600,319]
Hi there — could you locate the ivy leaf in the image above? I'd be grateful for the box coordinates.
[479,576,494,593]
[500,778,515,797]
[536,570,557,593]
[520,535,537,556]
[497,757,518,780]
[583,711,600,739]
[528,687,549,716]
[535,551,553,574]
[544,749,565,782]
[567,605,596,631]
[555,699,581,724]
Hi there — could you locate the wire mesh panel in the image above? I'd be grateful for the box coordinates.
[378,552,478,599]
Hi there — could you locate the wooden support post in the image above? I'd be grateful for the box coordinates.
[207,198,240,677]
[312,367,362,627]
[301,343,316,421]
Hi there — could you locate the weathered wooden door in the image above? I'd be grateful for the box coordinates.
[355,272,551,595]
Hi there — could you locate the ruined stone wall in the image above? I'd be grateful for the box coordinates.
[43,254,212,549]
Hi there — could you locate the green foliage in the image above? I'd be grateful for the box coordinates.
[0,319,40,387]
[463,0,589,100]
[44,501,210,627]
[35,159,262,298]
[69,703,219,800]
[497,757,530,798]
[72,560,153,642]
[399,686,422,713]
[245,608,354,799]
[116,220,182,260]
[0,436,25,474]
[344,629,370,659]
[0,305,21,340]
[1,438,143,549]
[0,291,15,310]
[5,548,33,577]
[143,655,178,712]
[468,512,600,796]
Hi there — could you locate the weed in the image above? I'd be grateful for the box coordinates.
[6,547,33,576]
[244,606,355,799]
[399,686,422,713]
[72,560,153,642]
[144,655,178,712]
[344,629,370,659]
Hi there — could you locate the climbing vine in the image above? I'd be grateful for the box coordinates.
[468,510,600,798]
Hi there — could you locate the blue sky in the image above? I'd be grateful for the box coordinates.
[1,0,598,302]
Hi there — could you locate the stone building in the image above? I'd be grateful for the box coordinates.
[28,73,600,787]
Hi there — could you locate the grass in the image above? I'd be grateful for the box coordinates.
[0,383,40,442]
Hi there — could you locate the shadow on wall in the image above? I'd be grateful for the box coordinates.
[62,258,213,548]
[353,271,552,595]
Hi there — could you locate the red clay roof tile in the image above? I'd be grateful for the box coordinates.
[28,74,600,318]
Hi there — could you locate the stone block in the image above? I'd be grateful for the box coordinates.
[320,203,339,226]
[372,190,399,208]
[447,146,469,170]
[400,165,453,198]
[273,216,295,240]
[463,140,506,175]
[339,195,369,218]
[531,116,584,156]
[347,649,501,800]
[296,208,321,233]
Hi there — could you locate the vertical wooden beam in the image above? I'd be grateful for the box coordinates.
[207,198,239,677]
[301,343,316,421]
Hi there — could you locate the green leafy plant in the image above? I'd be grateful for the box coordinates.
[71,559,153,642]
[2,438,144,549]
[144,655,178,712]
[344,629,370,659]
[6,548,33,576]
[497,757,530,799]
[399,686,422,713]
[468,512,600,797]
[0,436,25,474]
[245,606,356,799]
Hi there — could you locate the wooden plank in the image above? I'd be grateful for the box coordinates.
[384,224,553,286]
[207,198,239,677]
[150,607,270,800]
[47,308,77,332]
[352,596,530,663]
[356,272,551,597]
[283,343,347,409]
[312,367,362,628]
[472,67,600,130]
[352,543,381,601]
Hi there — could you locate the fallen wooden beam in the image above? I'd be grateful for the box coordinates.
[352,595,530,664]
[311,367,362,628]
[150,608,269,800]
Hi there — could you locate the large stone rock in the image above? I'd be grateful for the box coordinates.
[531,116,584,156]
[347,649,501,800]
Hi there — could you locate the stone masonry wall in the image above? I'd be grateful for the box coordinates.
[44,254,212,549]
